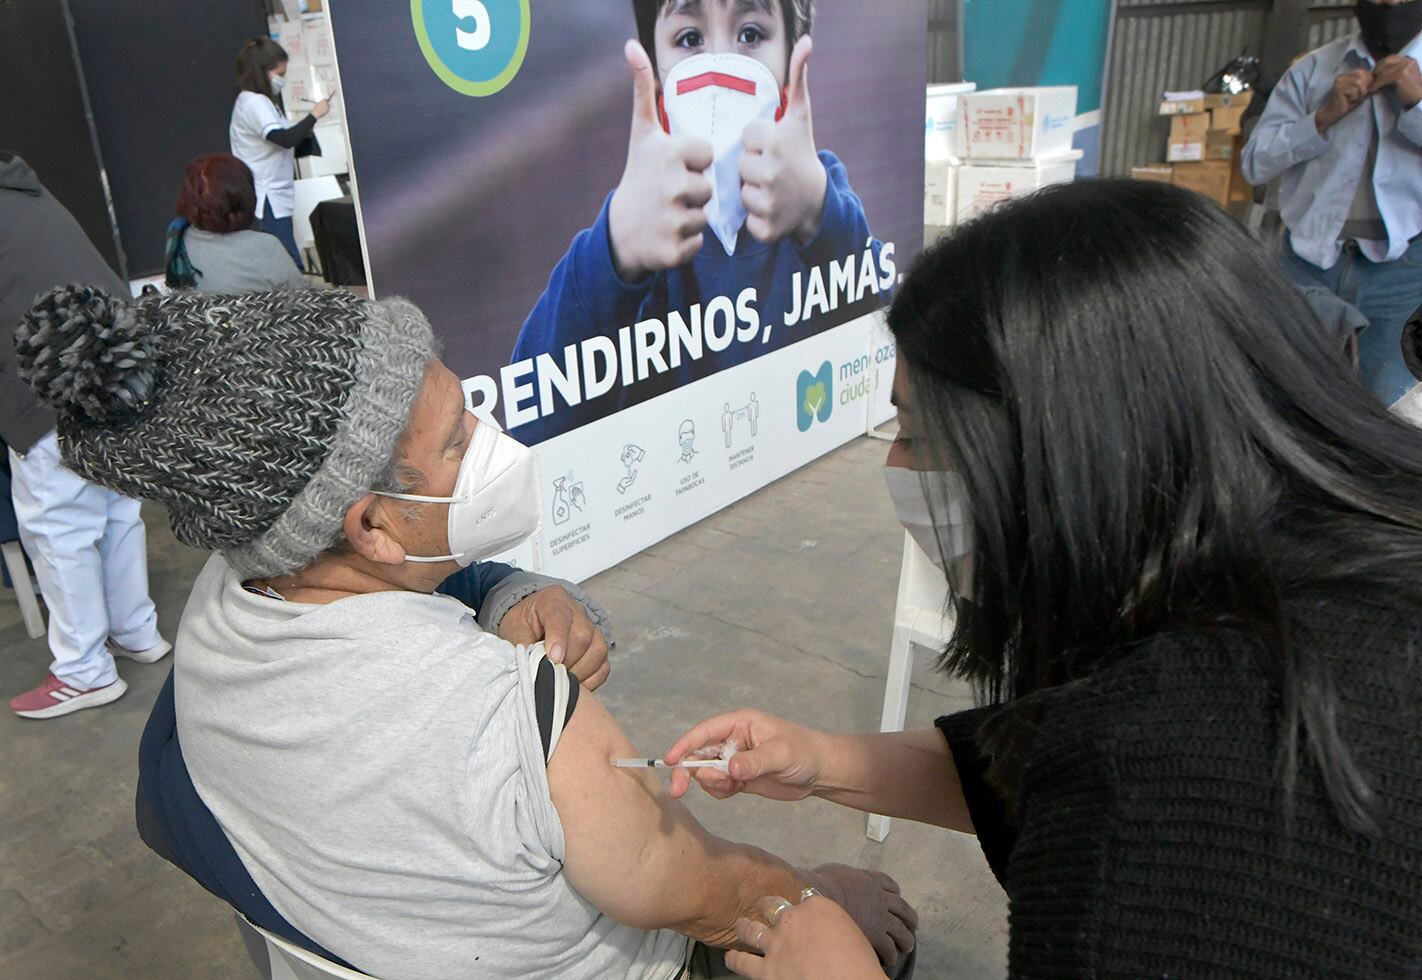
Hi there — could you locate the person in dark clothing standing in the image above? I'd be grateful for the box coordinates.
[665,180,1422,978]
[228,37,333,268]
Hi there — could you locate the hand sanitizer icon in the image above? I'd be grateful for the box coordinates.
[551,477,572,526]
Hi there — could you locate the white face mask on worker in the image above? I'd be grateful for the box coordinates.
[660,53,783,255]
[376,418,543,567]
[882,465,971,576]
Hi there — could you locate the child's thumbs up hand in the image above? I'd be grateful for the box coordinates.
[609,40,715,282]
[740,36,828,246]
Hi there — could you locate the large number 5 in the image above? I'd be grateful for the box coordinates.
[453,0,491,51]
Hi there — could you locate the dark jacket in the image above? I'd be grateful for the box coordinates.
[0,155,127,454]
[940,596,1422,978]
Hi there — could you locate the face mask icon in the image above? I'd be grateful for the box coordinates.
[677,419,699,463]
[660,53,784,255]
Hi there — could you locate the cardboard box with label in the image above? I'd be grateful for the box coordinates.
[925,82,976,161]
[1208,92,1254,134]
[1204,130,1242,161]
[958,86,1078,161]
[924,159,959,226]
[1172,161,1232,206]
[956,153,1081,224]
[1160,96,1206,116]
[1131,164,1174,184]
[1167,112,1211,163]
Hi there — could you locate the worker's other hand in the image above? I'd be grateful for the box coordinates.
[726,896,884,980]
[740,36,828,245]
[1372,55,1422,109]
[609,40,715,281]
[804,864,918,968]
[500,586,611,690]
[1317,69,1374,132]
[664,708,828,801]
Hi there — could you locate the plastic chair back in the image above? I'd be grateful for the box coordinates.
[235,915,376,980]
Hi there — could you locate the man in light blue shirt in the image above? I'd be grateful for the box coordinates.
[1242,0,1422,405]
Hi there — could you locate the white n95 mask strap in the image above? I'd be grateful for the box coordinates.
[376,416,544,567]
[660,52,784,256]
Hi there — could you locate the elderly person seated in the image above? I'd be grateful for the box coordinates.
[164,153,306,294]
[12,286,917,980]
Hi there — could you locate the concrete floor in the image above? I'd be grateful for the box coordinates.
[0,435,1008,979]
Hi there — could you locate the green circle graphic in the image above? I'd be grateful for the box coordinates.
[411,0,531,97]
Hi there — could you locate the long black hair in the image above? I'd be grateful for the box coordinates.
[235,37,288,102]
[888,178,1422,832]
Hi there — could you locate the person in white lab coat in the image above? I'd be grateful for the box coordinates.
[228,37,332,270]
[0,153,169,719]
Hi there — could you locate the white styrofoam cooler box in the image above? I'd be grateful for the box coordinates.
[925,82,977,161]
[958,86,1078,161]
[924,158,959,226]
[955,151,1083,224]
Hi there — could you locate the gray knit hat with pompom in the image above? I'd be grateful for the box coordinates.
[14,285,437,578]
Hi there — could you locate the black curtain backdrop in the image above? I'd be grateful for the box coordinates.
[67,0,269,277]
[0,0,125,276]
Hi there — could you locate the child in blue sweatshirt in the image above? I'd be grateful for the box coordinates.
[510,0,885,443]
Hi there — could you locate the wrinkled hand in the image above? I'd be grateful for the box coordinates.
[740,36,828,245]
[1317,69,1373,132]
[728,896,884,980]
[500,586,611,689]
[608,40,715,281]
[664,708,829,802]
[804,864,917,968]
[1372,55,1422,109]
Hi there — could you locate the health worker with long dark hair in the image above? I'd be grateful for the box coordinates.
[667,178,1422,980]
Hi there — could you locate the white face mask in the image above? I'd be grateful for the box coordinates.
[883,465,971,575]
[661,53,783,256]
[376,417,543,567]
[269,72,286,95]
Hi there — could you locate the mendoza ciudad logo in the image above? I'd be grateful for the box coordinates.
[412,0,530,97]
[796,361,834,432]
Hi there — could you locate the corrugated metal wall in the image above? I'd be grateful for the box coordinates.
[1307,2,1355,50]
[1100,0,1270,176]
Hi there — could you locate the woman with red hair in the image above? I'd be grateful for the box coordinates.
[165,154,304,293]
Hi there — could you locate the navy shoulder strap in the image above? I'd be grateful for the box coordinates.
[136,668,356,971]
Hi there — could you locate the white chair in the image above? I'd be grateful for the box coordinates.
[1,540,45,640]
[866,530,957,842]
[235,916,376,980]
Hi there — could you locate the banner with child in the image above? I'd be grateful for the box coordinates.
[326,0,926,579]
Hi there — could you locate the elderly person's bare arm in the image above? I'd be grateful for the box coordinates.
[547,692,918,963]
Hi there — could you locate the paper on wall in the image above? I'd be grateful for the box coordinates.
[303,16,335,66]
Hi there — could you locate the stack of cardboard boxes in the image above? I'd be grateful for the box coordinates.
[925,85,1082,240]
[923,82,976,241]
[1132,91,1253,210]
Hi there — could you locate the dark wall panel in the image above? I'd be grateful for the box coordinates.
[68,0,268,276]
[0,0,125,276]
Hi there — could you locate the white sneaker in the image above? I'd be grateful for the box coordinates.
[107,636,173,664]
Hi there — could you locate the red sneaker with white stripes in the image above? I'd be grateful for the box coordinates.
[9,673,128,720]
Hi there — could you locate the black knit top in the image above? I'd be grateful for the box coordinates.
[937,597,1422,979]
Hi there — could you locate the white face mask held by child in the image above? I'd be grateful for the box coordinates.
[660,53,783,255]
[883,465,972,589]
[376,417,543,566]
